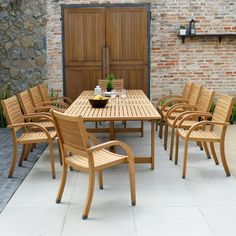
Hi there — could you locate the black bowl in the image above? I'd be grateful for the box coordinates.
[88,98,108,108]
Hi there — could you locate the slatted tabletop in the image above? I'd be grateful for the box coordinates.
[65,90,161,121]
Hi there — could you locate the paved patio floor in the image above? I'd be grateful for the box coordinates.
[0,122,235,236]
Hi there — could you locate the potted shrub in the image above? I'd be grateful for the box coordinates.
[106,74,116,92]
[179,25,187,35]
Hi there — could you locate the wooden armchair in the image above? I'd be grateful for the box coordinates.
[29,86,68,111]
[175,94,235,178]
[163,83,202,149]
[166,87,215,159]
[38,84,72,105]
[1,96,57,178]
[157,81,192,138]
[51,110,136,219]
[98,79,124,91]
[17,90,55,130]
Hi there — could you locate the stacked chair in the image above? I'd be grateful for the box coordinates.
[1,95,57,178]
[157,81,235,179]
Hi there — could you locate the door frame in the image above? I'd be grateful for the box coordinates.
[61,3,151,98]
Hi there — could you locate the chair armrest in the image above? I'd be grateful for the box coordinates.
[8,122,53,139]
[166,104,197,118]
[186,121,229,138]
[42,101,69,109]
[55,96,72,105]
[157,95,181,106]
[177,112,212,128]
[23,114,54,123]
[161,98,188,112]
[87,140,134,161]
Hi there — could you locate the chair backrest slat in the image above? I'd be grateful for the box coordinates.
[99,79,124,91]
[182,81,192,100]
[38,84,50,102]
[17,90,35,114]
[29,86,43,107]
[1,96,24,125]
[187,83,202,105]
[196,88,215,112]
[212,94,235,122]
[52,110,89,154]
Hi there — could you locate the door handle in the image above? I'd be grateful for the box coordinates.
[103,47,106,77]
[105,46,110,75]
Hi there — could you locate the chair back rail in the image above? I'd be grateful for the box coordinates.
[17,90,35,114]
[212,94,235,123]
[38,84,50,102]
[182,81,192,100]
[98,79,124,91]
[187,83,202,105]
[196,88,215,112]
[51,110,89,154]
[29,86,43,107]
[1,96,24,126]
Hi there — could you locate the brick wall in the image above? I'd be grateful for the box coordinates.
[46,0,236,101]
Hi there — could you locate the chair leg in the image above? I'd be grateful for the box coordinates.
[57,139,62,166]
[220,140,230,176]
[202,142,211,159]
[56,163,68,203]
[8,140,18,178]
[159,119,163,138]
[169,126,175,160]
[155,120,158,131]
[182,140,189,179]
[128,159,136,206]
[48,141,56,179]
[164,122,168,150]
[18,144,27,167]
[196,141,203,150]
[98,171,103,190]
[24,144,32,160]
[95,121,98,128]
[141,121,144,137]
[82,172,95,220]
[210,142,219,165]
[175,132,179,165]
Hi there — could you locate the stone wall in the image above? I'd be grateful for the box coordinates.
[46,0,236,101]
[0,0,47,93]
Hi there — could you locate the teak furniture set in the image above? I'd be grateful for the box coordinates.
[1,82,235,219]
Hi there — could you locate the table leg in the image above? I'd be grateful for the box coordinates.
[109,121,115,152]
[151,120,155,170]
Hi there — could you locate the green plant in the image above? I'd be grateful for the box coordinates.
[179,25,186,29]
[0,84,11,127]
[210,102,216,113]
[106,74,116,91]
[230,102,236,124]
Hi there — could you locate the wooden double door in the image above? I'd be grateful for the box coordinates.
[63,5,149,100]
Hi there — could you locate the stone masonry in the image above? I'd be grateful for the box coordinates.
[0,0,47,93]
[46,0,236,101]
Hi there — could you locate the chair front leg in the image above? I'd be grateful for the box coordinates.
[164,122,168,150]
[8,139,18,178]
[220,139,230,176]
[182,140,189,179]
[210,142,219,165]
[18,144,27,167]
[128,159,136,206]
[48,141,56,179]
[169,126,175,160]
[159,119,163,138]
[98,170,103,190]
[82,171,95,220]
[202,142,211,159]
[56,163,68,203]
[174,132,179,165]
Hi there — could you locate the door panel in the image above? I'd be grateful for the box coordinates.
[63,6,149,99]
[66,67,102,101]
[64,8,105,99]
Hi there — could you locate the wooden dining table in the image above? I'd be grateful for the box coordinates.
[65,90,161,169]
